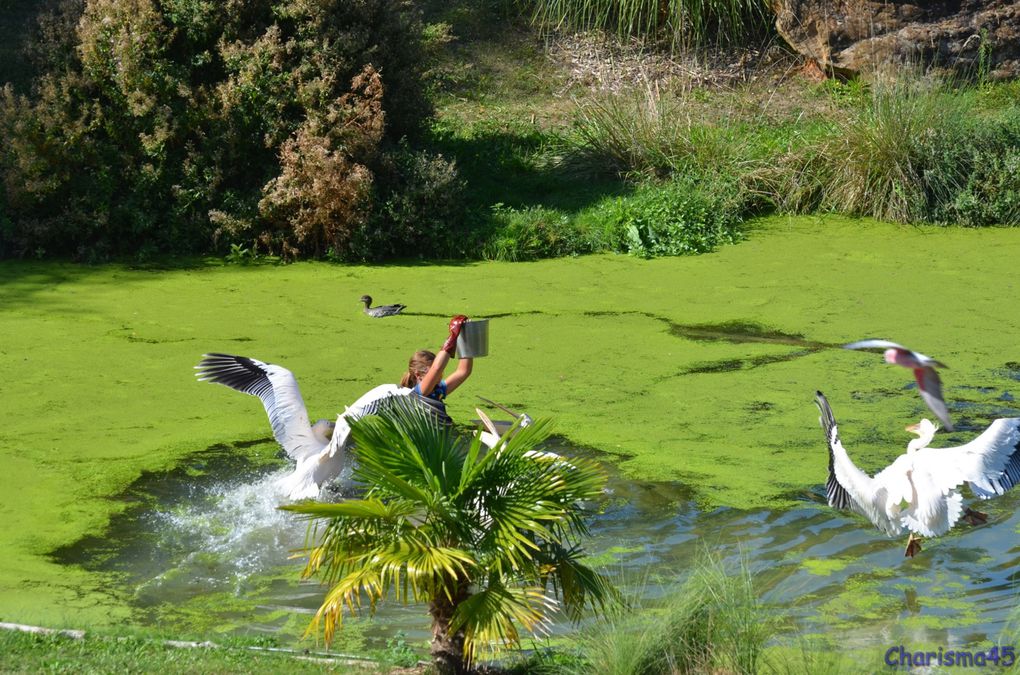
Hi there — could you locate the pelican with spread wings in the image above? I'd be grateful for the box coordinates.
[815,391,1020,557]
[195,353,449,500]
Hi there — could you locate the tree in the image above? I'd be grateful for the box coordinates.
[282,401,618,674]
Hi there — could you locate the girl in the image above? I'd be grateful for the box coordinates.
[400,315,473,408]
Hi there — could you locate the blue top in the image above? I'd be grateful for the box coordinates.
[413,380,448,402]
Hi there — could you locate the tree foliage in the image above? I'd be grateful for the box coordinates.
[0,0,454,260]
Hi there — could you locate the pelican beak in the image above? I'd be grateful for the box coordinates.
[905,422,920,435]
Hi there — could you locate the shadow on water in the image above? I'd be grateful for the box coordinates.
[50,434,1020,652]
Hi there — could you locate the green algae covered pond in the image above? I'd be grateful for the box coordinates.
[3,215,1020,660]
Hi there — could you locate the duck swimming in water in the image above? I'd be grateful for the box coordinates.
[360,295,406,318]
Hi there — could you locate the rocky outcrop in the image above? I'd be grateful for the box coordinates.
[772,1,1020,79]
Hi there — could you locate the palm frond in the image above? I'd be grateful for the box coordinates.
[351,402,465,497]
[450,582,558,659]
[307,565,385,644]
[280,497,420,521]
[533,541,622,621]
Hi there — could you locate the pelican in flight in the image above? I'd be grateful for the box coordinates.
[815,391,1020,557]
[843,339,954,431]
[195,353,447,500]
[360,295,406,318]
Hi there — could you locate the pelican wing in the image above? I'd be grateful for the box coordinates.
[322,384,427,458]
[195,353,326,461]
[815,392,903,535]
[913,418,1020,499]
[914,367,954,431]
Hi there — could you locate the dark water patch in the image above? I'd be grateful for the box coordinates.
[477,310,546,319]
[662,319,835,350]
[390,311,447,318]
[674,350,818,377]
[107,327,198,345]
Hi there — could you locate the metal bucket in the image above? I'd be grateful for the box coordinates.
[456,319,489,358]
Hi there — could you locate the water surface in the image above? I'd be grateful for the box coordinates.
[53,436,1020,658]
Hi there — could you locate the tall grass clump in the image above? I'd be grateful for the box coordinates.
[770,74,1020,225]
[523,0,771,49]
[568,84,752,179]
[568,552,773,675]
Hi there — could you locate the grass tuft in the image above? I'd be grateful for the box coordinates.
[566,551,773,674]
[521,0,772,50]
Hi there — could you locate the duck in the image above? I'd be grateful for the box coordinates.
[360,295,406,318]
[815,390,1020,557]
[843,339,954,431]
[195,353,429,500]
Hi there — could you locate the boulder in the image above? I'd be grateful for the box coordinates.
[772,0,1020,79]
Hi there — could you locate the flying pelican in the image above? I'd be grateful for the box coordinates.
[815,390,1020,557]
[843,339,954,431]
[360,295,406,318]
[195,353,447,500]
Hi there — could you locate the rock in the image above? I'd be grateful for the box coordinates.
[772,0,1020,79]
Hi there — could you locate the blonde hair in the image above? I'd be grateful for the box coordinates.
[400,350,435,388]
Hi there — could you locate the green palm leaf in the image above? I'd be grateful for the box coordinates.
[449,582,558,658]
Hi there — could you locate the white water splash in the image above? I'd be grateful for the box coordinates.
[133,467,351,603]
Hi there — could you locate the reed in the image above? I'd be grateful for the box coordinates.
[522,0,771,49]
[566,552,773,674]
[775,76,975,223]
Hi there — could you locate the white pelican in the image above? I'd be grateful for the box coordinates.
[195,353,447,500]
[843,339,953,431]
[360,295,406,318]
[815,391,1020,556]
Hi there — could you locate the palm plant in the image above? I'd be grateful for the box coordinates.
[281,401,618,674]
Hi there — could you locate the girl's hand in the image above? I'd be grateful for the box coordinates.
[442,314,469,356]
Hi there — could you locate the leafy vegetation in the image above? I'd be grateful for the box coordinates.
[566,553,772,675]
[0,0,444,261]
[769,75,1020,224]
[282,403,618,673]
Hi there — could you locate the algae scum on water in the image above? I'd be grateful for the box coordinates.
[3,216,1020,651]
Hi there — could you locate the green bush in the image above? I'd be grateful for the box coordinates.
[482,203,622,260]
[0,0,433,260]
[599,177,745,257]
[944,147,1020,226]
[360,145,470,261]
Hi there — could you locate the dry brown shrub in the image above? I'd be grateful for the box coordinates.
[257,65,385,258]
